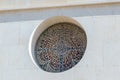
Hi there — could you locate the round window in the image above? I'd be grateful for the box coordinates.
[34,22,87,72]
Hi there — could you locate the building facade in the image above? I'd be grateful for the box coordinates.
[0,0,120,80]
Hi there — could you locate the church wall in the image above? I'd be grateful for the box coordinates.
[0,3,120,80]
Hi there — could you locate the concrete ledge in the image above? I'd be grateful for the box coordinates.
[0,1,120,11]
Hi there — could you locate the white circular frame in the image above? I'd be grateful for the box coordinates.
[28,16,85,69]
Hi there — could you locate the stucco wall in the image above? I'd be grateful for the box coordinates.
[0,3,120,80]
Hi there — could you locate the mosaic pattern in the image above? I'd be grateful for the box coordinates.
[35,22,87,72]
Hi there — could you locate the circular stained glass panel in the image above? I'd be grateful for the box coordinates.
[35,22,87,72]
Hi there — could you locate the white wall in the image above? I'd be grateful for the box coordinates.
[0,4,120,80]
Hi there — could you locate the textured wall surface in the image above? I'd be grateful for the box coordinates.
[0,3,120,80]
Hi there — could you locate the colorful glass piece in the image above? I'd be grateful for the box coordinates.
[35,22,87,72]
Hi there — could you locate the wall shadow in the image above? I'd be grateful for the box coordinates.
[0,3,120,23]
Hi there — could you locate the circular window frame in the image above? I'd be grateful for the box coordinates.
[29,16,87,72]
